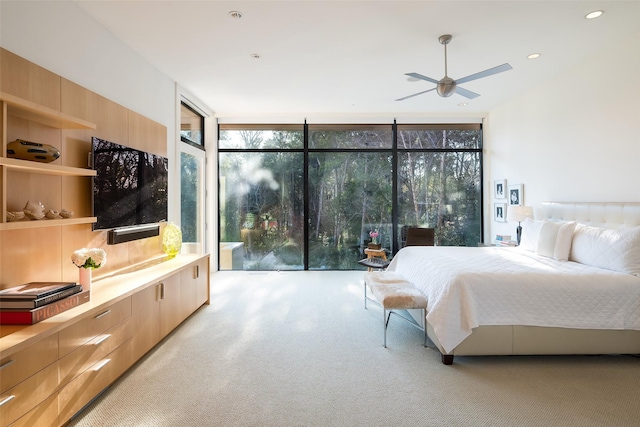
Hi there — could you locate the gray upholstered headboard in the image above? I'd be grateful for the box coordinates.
[540,202,640,229]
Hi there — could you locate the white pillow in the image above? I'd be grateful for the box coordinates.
[519,218,543,252]
[536,220,560,258]
[570,225,640,276]
[553,221,577,261]
[535,220,576,261]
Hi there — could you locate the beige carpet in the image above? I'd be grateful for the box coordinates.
[69,271,640,426]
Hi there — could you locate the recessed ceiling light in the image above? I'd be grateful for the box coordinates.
[585,10,604,19]
[250,53,261,59]
[458,102,468,107]
[527,53,541,59]
[229,11,242,19]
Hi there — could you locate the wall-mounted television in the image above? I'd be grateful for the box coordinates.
[92,137,168,240]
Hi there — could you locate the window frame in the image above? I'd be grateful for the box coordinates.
[217,121,484,270]
[180,101,205,150]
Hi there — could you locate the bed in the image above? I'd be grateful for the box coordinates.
[387,202,640,364]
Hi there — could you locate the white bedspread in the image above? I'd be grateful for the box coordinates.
[386,246,640,353]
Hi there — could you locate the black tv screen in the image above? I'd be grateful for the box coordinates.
[92,137,168,231]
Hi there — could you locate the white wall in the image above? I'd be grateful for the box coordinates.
[486,32,640,242]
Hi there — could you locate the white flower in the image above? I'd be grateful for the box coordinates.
[72,248,107,269]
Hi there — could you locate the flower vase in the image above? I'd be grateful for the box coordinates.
[79,268,92,292]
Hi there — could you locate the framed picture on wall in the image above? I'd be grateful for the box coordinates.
[494,179,506,199]
[509,184,523,206]
[494,203,507,222]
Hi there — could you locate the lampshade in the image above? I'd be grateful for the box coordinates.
[507,205,534,223]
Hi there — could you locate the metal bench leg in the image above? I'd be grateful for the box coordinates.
[384,309,393,348]
[364,282,368,309]
[423,308,427,347]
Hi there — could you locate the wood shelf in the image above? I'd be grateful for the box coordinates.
[0,91,96,130]
[0,217,97,231]
[0,157,96,176]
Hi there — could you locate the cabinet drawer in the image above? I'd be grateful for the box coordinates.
[58,317,132,387]
[8,393,58,427]
[58,339,132,423]
[59,297,131,358]
[0,362,58,427]
[0,334,58,394]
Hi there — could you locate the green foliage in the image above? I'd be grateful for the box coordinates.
[219,126,482,270]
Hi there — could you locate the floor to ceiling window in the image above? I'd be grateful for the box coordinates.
[218,125,304,270]
[396,124,482,248]
[307,125,393,269]
[179,101,206,253]
[218,122,482,271]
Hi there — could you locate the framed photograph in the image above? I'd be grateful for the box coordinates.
[494,203,507,222]
[508,184,523,206]
[494,179,506,199]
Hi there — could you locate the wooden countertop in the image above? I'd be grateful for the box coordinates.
[0,253,209,356]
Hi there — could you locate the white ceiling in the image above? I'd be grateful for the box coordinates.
[75,1,640,119]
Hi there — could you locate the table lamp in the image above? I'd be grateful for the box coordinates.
[507,205,533,245]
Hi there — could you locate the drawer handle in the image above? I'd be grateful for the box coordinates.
[94,334,111,346]
[160,282,165,300]
[95,309,112,319]
[0,359,15,370]
[0,395,15,407]
[93,359,111,372]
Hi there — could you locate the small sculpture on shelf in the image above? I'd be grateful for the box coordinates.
[7,139,60,163]
[15,202,74,221]
[6,211,25,222]
[60,209,74,218]
[23,201,45,220]
[45,209,62,219]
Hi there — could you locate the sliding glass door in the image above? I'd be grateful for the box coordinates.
[218,126,304,270]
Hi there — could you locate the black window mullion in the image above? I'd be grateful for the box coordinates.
[303,121,309,270]
[392,120,399,255]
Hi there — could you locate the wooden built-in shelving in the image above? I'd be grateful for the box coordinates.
[0,217,97,231]
[0,157,96,176]
[1,92,97,230]
[0,91,96,130]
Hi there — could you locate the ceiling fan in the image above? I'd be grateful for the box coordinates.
[396,34,512,101]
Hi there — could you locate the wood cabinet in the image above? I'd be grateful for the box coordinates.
[0,48,209,427]
[0,254,210,427]
[132,260,209,361]
[131,283,162,360]
[181,257,210,319]
[0,335,59,427]
[132,274,182,360]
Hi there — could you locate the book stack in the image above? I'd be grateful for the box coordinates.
[0,282,89,325]
[494,234,517,246]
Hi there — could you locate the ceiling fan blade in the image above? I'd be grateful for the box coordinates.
[395,87,437,101]
[405,72,440,84]
[455,63,513,85]
[454,86,480,99]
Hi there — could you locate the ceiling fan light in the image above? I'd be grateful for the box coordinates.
[437,79,456,97]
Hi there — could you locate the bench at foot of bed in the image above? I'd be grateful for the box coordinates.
[363,271,428,348]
